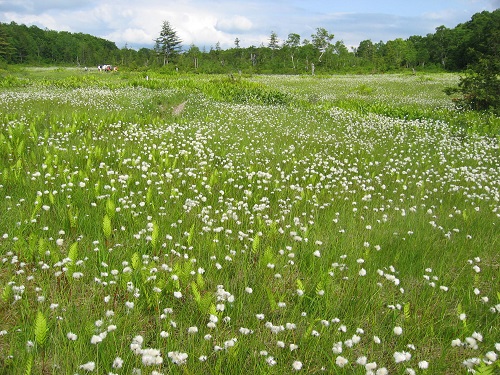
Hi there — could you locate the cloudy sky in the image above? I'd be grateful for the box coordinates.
[0,0,498,50]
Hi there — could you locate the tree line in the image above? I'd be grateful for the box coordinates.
[0,9,498,74]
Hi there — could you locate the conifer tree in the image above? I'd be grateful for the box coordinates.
[154,21,182,65]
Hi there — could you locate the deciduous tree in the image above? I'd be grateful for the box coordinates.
[311,27,334,62]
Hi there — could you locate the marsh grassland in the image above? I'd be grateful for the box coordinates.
[0,70,499,374]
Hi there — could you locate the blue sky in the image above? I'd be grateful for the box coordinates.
[0,0,498,50]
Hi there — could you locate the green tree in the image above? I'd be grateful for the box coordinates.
[0,24,15,61]
[407,35,430,68]
[284,33,300,69]
[431,26,452,68]
[154,20,182,65]
[356,39,374,60]
[186,44,201,70]
[268,31,279,50]
[311,27,334,62]
[446,56,500,114]
[384,38,407,69]
[331,40,351,69]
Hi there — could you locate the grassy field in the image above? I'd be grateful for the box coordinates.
[0,68,499,374]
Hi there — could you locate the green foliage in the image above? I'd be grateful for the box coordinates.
[24,356,33,375]
[0,70,498,375]
[201,77,291,105]
[1,281,12,302]
[150,220,159,248]
[34,311,48,347]
[445,57,500,114]
[68,242,78,265]
[131,252,140,270]
[474,361,495,375]
[154,20,182,66]
[102,214,112,239]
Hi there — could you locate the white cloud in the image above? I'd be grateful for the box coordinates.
[106,28,152,47]
[215,15,253,32]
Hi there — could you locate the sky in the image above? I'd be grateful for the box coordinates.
[0,0,498,50]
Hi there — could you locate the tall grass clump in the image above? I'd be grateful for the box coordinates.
[0,70,498,374]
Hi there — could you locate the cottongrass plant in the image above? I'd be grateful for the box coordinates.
[0,70,498,374]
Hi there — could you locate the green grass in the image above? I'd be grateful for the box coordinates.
[0,69,499,374]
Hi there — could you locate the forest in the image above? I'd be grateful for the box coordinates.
[0,9,498,74]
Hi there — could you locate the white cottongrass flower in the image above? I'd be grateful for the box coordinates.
[472,332,483,342]
[107,324,117,332]
[485,351,497,363]
[142,348,163,365]
[168,351,188,365]
[366,362,377,371]
[418,360,429,369]
[173,291,182,298]
[393,326,403,335]
[239,327,252,335]
[462,357,481,369]
[79,361,96,371]
[66,332,77,341]
[394,351,412,363]
[335,356,348,367]
[130,335,144,354]
[188,326,198,334]
[356,356,367,365]
[292,360,303,370]
[90,335,103,344]
[113,357,124,369]
[266,356,277,366]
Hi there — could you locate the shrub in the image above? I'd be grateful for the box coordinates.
[445,57,500,114]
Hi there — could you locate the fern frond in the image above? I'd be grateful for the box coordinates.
[105,198,115,219]
[404,302,411,320]
[196,272,205,290]
[252,234,260,254]
[102,214,112,239]
[1,282,12,302]
[151,221,159,248]
[191,281,201,303]
[266,287,277,311]
[296,279,305,292]
[131,252,140,270]
[24,355,33,375]
[68,242,78,265]
[187,223,195,247]
[315,281,324,295]
[474,361,494,375]
[34,310,48,347]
